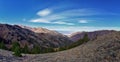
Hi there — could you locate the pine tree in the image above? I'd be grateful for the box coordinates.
[11,42,22,57]
[82,33,90,42]
[13,46,22,57]
[0,41,6,49]
[11,42,20,51]
[59,46,67,51]
[46,47,54,53]
[31,46,41,54]
[22,44,29,53]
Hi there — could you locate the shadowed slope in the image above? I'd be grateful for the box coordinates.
[0,24,72,49]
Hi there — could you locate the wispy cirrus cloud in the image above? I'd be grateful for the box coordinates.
[79,20,88,23]
[30,8,75,25]
[43,26,120,35]
[52,8,117,17]
[55,9,100,17]
[30,18,50,23]
[30,8,93,25]
[30,8,117,25]
[53,21,74,25]
[30,18,74,25]
[37,9,51,17]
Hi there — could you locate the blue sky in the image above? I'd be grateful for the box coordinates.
[0,0,120,34]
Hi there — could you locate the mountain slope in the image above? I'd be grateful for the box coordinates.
[70,30,116,41]
[19,25,72,47]
[24,31,120,62]
[0,24,72,49]
[0,31,120,62]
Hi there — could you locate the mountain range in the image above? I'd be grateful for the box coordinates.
[0,27,120,62]
[0,23,73,49]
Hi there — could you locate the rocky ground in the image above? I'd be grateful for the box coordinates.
[0,31,120,62]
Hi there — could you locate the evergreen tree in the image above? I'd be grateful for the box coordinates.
[82,33,90,42]
[11,42,22,57]
[13,46,22,57]
[31,46,41,54]
[46,47,54,53]
[22,44,29,53]
[0,41,6,49]
[59,46,67,51]
[11,42,20,51]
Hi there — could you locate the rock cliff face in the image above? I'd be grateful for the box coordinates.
[0,31,120,62]
[0,24,72,48]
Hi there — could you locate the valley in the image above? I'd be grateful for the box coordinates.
[0,30,120,62]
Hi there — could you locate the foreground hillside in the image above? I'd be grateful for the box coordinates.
[0,31,120,62]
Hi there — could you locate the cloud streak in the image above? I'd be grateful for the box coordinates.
[79,20,88,23]
[29,8,117,26]
[37,9,51,16]
[53,21,74,25]
[30,18,74,25]
[43,26,120,34]
[30,18,50,23]
[30,8,95,25]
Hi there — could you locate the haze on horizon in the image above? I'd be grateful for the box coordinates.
[0,0,120,34]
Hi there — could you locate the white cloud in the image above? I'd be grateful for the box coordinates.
[30,8,99,25]
[37,9,51,16]
[43,26,120,34]
[30,18,50,23]
[30,8,75,25]
[55,9,102,17]
[48,8,117,18]
[79,20,88,23]
[30,18,74,25]
[30,8,117,25]
[53,21,74,25]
